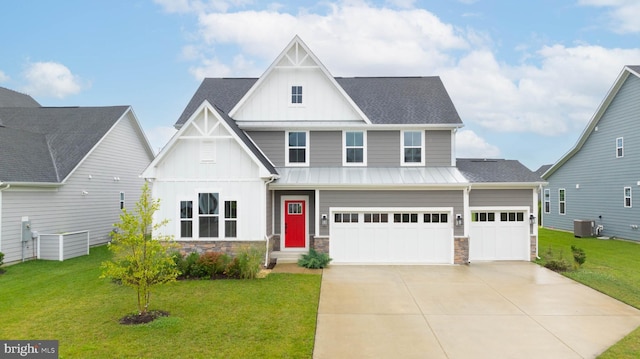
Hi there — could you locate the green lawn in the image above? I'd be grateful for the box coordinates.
[0,246,322,358]
[537,227,640,358]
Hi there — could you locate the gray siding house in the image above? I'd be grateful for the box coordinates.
[144,36,543,264]
[542,66,640,240]
[0,87,155,263]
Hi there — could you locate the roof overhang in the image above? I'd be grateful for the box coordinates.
[238,122,464,131]
[468,182,546,189]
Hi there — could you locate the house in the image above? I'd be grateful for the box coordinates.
[0,87,155,263]
[143,36,543,264]
[542,65,640,240]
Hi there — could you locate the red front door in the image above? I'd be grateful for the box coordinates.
[284,200,306,248]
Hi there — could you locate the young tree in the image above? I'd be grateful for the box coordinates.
[101,182,179,316]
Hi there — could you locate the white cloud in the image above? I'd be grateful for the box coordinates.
[0,70,9,83]
[146,125,178,154]
[578,0,640,33]
[22,62,84,99]
[455,130,501,158]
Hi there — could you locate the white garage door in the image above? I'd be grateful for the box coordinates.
[330,209,453,264]
[469,209,530,261]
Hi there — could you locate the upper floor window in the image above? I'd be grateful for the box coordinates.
[624,187,632,208]
[544,189,550,214]
[286,131,308,166]
[616,137,624,158]
[291,86,303,104]
[559,188,566,215]
[344,131,366,165]
[402,131,424,166]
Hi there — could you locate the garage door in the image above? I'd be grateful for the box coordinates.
[330,209,453,264]
[469,209,530,261]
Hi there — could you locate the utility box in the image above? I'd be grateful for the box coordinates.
[574,220,594,237]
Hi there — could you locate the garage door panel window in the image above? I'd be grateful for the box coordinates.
[500,212,524,222]
[394,213,418,223]
[364,213,389,223]
[424,213,448,223]
[472,212,495,222]
[335,213,359,223]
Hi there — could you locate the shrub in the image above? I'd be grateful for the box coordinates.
[0,251,4,273]
[571,245,586,267]
[197,252,231,278]
[225,245,264,279]
[541,246,572,272]
[298,248,332,269]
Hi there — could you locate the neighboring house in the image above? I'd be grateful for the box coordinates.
[542,65,640,240]
[143,36,543,264]
[0,87,155,263]
[534,164,552,179]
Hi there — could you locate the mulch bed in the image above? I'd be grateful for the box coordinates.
[119,310,169,325]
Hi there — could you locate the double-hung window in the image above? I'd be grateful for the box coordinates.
[402,131,424,165]
[616,137,624,158]
[286,131,308,166]
[559,189,566,215]
[624,187,632,208]
[199,193,219,237]
[344,131,366,165]
[119,192,125,210]
[180,200,193,238]
[544,189,550,214]
[225,200,238,237]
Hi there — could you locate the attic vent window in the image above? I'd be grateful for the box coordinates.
[201,140,216,163]
[291,86,302,104]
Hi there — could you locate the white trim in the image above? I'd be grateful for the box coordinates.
[558,188,566,215]
[616,137,624,158]
[624,186,632,208]
[285,130,309,167]
[237,122,463,130]
[281,195,309,251]
[315,189,321,238]
[342,130,367,166]
[543,188,550,214]
[401,130,425,166]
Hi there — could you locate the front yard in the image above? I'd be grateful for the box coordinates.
[0,246,321,358]
[537,227,640,358]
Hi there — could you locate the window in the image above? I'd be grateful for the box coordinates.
[334,213,359,223]
[402,131,424,165]
[471,212,495,222]
[180,200,193,238]
[616,137,624,158]
[344,131,366,165]
[119,192,125,210]
[291,86,302,104]
[286,131,308,165]
[199,193,219,237]
[544,189,550,214]
[500,212,524,222]
[424,213,448,223]
[624,187,632,208]
[394,213,418,223]
[224,201,237,237]
[364,213,389,223]
[559,189,566,215]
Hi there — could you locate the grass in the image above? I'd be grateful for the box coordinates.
[537,227,640,358]
[0,246,322,358]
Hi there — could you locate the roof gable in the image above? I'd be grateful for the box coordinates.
[543,66,640,179]
[0,87,40,108]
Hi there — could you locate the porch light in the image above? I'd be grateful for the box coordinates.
[529,214,536,225]
[455,214,463,226]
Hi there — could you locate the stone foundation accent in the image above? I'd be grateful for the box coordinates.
[311,236,329,254]
[176,240,267,259]
[530,235,538,261]
[454,237,469,264]
[271,234,281,251]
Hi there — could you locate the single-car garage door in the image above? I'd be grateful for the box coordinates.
[469,208,530,261]
[330,208,453,264]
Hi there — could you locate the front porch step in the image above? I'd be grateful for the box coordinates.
[271,250,307,263]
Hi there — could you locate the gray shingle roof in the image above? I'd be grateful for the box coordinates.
[175,77,462,127]
[534,164,552,179]
[628,65,640,74]
[457,158,543,183]
[0,87,40,108]
[0,106,129,183]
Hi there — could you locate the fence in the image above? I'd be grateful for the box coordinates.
[37,230,90,261]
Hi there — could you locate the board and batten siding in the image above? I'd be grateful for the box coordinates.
[0,112,153,263]
[319,190,464,236]
[233,67,363,123]
[543,73,640,240]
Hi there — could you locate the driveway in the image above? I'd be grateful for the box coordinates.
[313,263,640,359]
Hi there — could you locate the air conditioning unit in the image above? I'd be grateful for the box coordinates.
[574,220,594,237]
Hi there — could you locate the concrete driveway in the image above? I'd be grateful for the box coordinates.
[314,263,640,359]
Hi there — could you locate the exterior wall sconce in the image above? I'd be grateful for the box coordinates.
[455,214,463,226]
[321,214,328,226]
[529,214,536,225]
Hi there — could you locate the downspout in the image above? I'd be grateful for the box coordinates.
[0,182,10,254]
[264,175,278,267]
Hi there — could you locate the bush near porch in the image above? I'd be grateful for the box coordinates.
[538,227,640,358]
[0,245,321,358]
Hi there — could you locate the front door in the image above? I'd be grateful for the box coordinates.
[284,200,306,248]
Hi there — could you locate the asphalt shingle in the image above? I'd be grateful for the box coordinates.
[457,158,543,183]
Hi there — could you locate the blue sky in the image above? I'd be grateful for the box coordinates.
[2,0,639,170]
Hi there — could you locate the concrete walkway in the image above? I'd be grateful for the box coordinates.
[313,263,640,359]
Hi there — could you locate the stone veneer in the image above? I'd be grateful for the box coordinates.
[453,237,469,264]
[176,240,269,261]
[530,235,538,260]
[311,236,329,254]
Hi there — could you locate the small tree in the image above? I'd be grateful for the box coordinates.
[101,183,179,316]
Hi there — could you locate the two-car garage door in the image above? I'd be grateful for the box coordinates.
[330,208,453,264]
